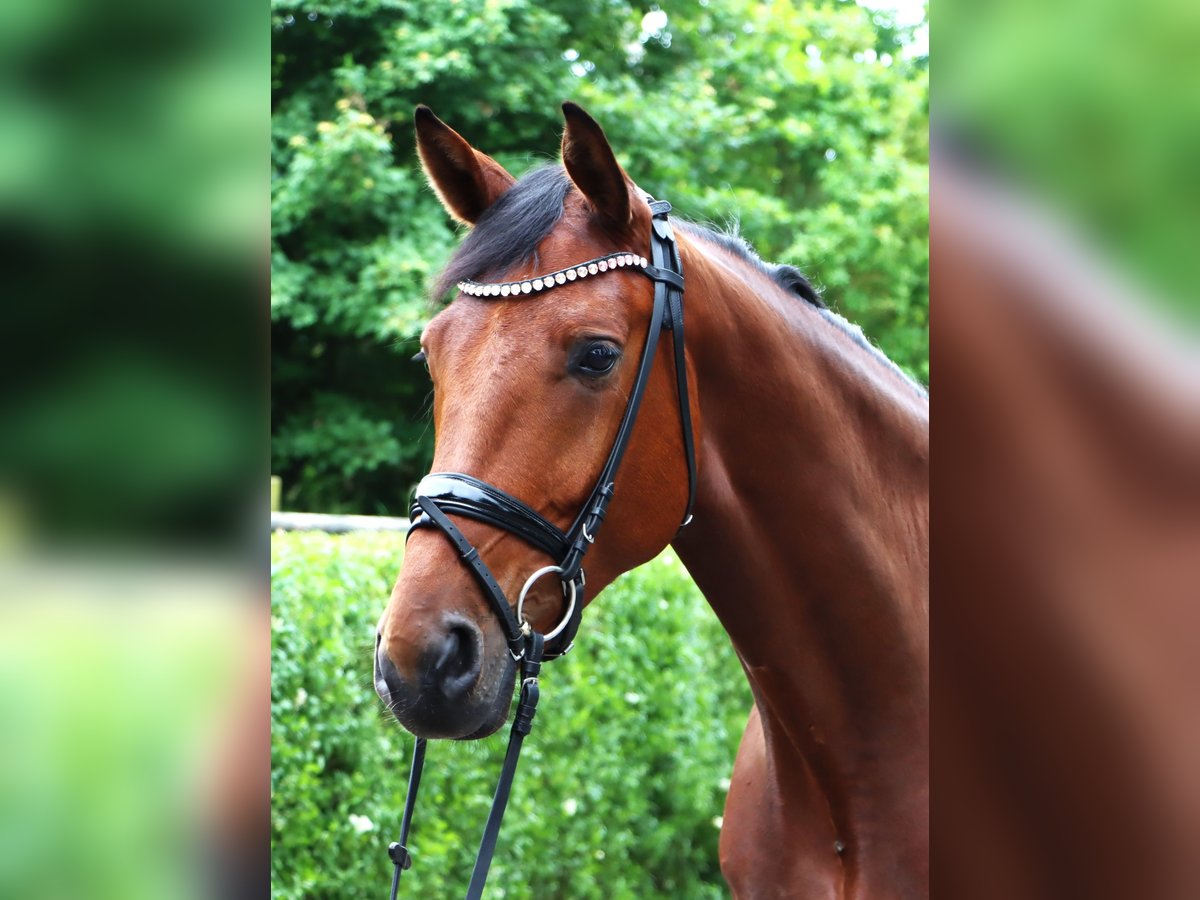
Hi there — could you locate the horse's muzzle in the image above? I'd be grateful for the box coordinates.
[375,618,513,740]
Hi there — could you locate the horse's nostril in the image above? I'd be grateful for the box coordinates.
[433,622,482,700]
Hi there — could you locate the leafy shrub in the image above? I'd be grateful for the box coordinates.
[271,531,750,898]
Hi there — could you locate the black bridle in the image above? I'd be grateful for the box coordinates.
[386,197,695,899]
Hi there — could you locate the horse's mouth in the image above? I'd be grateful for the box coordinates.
[385,656,517,741]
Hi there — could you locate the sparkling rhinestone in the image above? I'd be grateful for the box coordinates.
[588,263,599,274]
[639,257,648,267]
[485,285,496,296]
[566,269,577,281]
[576,266,588,278]
[555,272,566,284]
[599,260,609,272]
[521,281,532,293]
[533,278,544,290]
[500,284,510,296]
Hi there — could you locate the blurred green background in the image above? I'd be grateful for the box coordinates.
[0,568,265,900]
[936,0,1200,324]
[270,0,930,515]
[271,531,749,899]
[1,0,265,550]
[2,0,268,897]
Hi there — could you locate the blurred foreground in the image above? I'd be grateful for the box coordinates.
[934,158,1200,899]
[0,0,266,897]
[0,560,267,900]
[934,0,1200,894]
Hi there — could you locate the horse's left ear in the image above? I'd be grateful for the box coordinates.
[561,102,632,228]
[414,105,515,225]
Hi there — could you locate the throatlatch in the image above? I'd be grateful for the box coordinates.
[386,195,693,899]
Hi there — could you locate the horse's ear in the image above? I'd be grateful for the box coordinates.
[561,102,632,228]
[414,106,515,225]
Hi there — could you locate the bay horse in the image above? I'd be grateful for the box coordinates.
[375,102,929,899]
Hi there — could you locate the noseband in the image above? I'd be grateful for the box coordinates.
[387,197,695,899]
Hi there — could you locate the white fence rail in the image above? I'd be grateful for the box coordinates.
[270,511,411,533]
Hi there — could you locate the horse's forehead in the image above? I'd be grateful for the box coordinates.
[428,275,636,350]
[426,295,556,344]
[432,300,624,364]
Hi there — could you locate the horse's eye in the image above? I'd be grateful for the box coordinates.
[576,341,621,376]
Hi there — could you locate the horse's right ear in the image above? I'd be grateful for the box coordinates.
[414,106,515,225]
[561,101,632,229]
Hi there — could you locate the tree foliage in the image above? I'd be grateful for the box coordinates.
[272,0,928,513]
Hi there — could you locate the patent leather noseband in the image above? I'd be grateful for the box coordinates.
[387,196,695,899]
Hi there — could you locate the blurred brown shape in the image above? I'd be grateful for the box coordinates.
[932,156,1200,899]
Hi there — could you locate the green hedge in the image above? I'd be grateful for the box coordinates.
[271,531,750,898]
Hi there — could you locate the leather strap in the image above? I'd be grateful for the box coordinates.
[387,635,545,900]
[464,633,544,898]
[559,274,670,579]
[387,737,427,900]
[641,264,684,291]
[412,496,526,658]
[651,207,697,526]
[410,473,569,561]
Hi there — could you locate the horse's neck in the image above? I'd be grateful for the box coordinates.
[671,237,928,862]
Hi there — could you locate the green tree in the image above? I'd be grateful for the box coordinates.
[272,0,928,513]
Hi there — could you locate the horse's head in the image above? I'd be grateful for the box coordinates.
[374,104,694,739]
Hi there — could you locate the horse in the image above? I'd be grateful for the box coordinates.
[374,102,929,899]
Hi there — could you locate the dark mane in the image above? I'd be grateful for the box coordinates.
[675,221,826,309]
[677,220,924,395]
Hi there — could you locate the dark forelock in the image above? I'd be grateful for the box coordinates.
[432,165,573,298]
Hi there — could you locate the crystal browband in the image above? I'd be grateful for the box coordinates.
[457,251,649,297]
